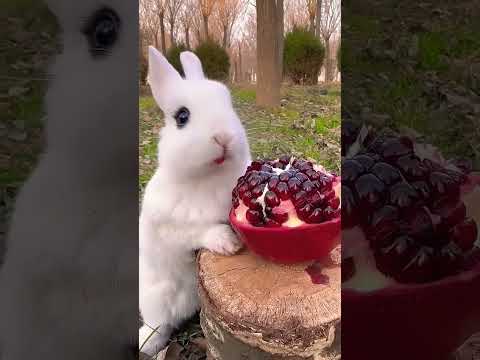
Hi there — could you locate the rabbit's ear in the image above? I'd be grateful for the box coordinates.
[148,46,182,109]
[148,46,182,88]
[180,51,205,80]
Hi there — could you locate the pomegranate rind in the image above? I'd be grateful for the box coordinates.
[230,208,340,263]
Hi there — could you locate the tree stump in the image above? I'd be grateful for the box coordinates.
[197,248,341,360]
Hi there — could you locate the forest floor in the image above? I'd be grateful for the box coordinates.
[139,83,341,191]
[343,0,480,166]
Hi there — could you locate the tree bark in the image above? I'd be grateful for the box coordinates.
[203,14,209,40]
[197,249,341,360]
[315,0,322,38]
[160,10,167,54]
[309,13,315,34]
[222,25,228,48]
[256,0,282,107]
[324,37,333,82]
[170,20,175,46]
[277,0,284,83]
[185,26,190,49]
[238,43,242,82]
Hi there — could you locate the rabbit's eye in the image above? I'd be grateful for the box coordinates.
[83,8,120,57]
[174,107,190,129]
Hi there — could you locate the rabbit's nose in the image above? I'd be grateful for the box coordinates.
[213,132,233,147]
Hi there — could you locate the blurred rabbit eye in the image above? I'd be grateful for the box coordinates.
[174,107,190,129]
[83,8,120,57]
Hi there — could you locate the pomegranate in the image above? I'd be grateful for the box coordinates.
[341,121,480,360]
[230,156,341,263]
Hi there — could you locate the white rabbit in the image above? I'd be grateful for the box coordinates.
[0,1,138,359]
[139,47,251,355]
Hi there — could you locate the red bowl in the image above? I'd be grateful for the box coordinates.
[342,263,480,360]
[229,208,341,263]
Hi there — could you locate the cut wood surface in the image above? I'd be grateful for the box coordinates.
[197,247,341,359]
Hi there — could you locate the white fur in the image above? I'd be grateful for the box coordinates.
[0,1,138,359]
[139,47,251,355]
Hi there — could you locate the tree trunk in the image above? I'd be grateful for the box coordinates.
[309,13,315,34]
[256,0,282,107]
[234,60,238,82]
[222,25,228,48]
[197,249,341,360]
[154,29,159,50]
[160,11,167,54]
[238,43,242,82]
[185,26,190,49]
[277,0,284,83]
[170,21,175,47]
[324,37,333,82]
[315,0,322,38]
[203,14,209,40]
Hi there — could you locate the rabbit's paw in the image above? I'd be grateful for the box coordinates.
[203,224,242,255]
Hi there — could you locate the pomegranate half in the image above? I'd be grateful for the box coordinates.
[229,156,341,263]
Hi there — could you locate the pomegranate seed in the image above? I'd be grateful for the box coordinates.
[396,155,428,179]
[343,159,365,183]
[354,174,386,210]
[302,181,315,194]
[250,161,263,170]
[264,191,280,207]
[276,182,289,200]
[252,184,266,198]
[353,154,376,170]
[371,162,402,185]
[292,190,308,208]
[308,208,323,223]
[432,198,466,230]
[287,178,301,192]
[246,209,263,225]
[265,218,281,227]
[389,181,418,209]
[268,176,280,190]
[296,173,309,183]
[297,204,314,221]
[279,155,291,164]
[329,197,340,209]
[309,191,325,207]
[450,218,477,251]
[270,208,289,224]
[429,171,457,197]
[238,183,249,197]
[379,137,413,160]
[306,169,320,180]
[279,172,291,182]
[248,175,262,188]
[323,207,338,221]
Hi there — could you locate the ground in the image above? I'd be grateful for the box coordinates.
[343,0,480,165]
[139,84,341,191]
[139,83,341,359]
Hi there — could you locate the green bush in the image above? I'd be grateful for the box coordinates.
[283,27,325,84]
[166,43,188,77]
[194,40,230,81]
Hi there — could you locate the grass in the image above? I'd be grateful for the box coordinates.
[1,3,58,247]
[139,83,341,191]
[343,1,480,165]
